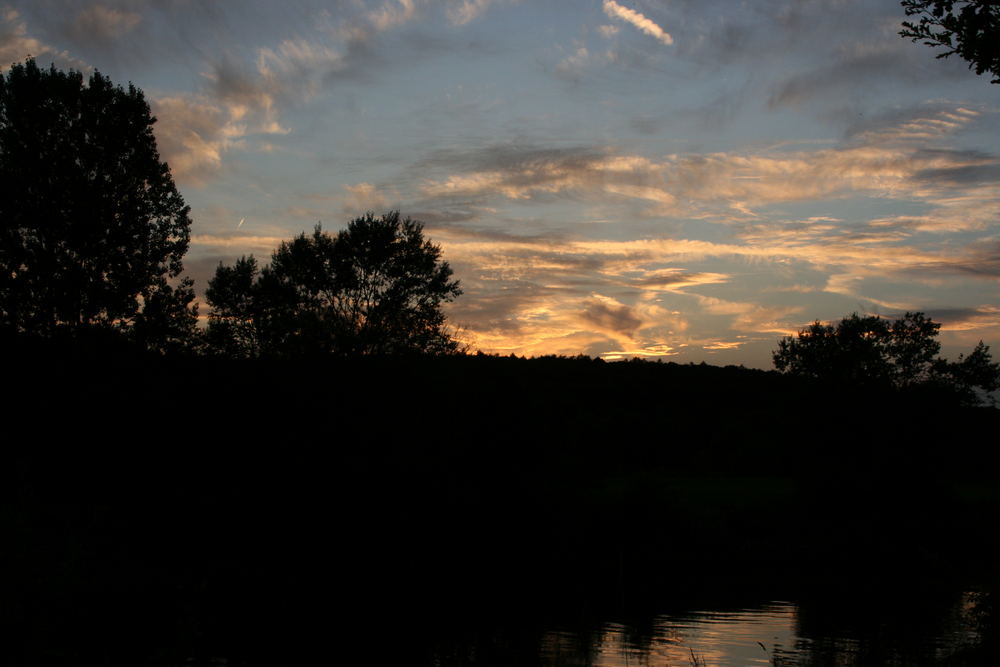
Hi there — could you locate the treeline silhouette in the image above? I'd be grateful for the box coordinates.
[5,338,1000,665]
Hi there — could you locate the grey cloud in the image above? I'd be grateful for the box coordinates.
[903,240,1000,279]
[14,1,305,70]
[628,82,750,135]
[408,204,486,224]
[419,144,605,173]
[209,55,267,104]
[580,299,642,335]
[920,307,1000,325]
[912,147,994,163]
[63,5,140,50]
[629,114,665,135]
[430,225,570,246]
[768,35,980,111]
[768,46,911,109]
[958,240,1000,278]
[401,29,502,57]
[320,28,383,85]
[914,163,1000,187]
[449,282,562,333]
[663,0,889,69]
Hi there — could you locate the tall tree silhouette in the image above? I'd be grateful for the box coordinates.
[0,58,196,351]
[206,211,462,357]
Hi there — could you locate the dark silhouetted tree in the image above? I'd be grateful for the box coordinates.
[774,312,999,403]
[935,340,1000,403]
[900,1,1000,83]
[204,256,264,358]
[206,211,462,357]
[0,58,197,351]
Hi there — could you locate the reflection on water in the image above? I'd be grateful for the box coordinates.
[509,596,977,667]
[540,604,803,666]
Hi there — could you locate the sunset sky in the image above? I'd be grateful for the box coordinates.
[4,0,999,366]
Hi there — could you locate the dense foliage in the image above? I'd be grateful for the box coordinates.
[0,59,197,351]
[206,211,462,357]
[900,0,1000,82]
[773,312,1000,403]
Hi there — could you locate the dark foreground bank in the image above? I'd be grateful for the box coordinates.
[4,342,1000,665]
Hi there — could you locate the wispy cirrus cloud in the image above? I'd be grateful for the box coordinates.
[417,112,997,221]
[602,0,672,46]
[845,105,981,144]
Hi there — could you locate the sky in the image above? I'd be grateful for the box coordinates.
[3,0,999,367]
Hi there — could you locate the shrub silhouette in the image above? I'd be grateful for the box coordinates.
[206,211,462,357]
[0,59,197,352]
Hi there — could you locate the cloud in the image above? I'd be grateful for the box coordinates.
[845,106,981,144]
[0,7,78,70]
[431,215,1000,357]
[165,33,359,180]
[206,37,351,133]
[914,163,1000,188]
[767,37,974,110]
[152,94,249,185]
[629,269,729,291]
[368,0,417,32]
[190,233,287,252]
[69,5,140,44]
[925,306,1000,332]
[447,0,496,26]
[580,295,643,336]
[602,0,673,46]
[555,46,591,79]
[417,122,1000,222]
[695,295,803,335]
[947,239,1000,279]
[598,24,620,38]
[340,182,391,215]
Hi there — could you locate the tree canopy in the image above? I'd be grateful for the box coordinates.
[0,58,197,351]
[206,211,462,357]
[773,312,1000,404]
[900,0,1000,83]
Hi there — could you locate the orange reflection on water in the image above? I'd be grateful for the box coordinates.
[539,603,804,667]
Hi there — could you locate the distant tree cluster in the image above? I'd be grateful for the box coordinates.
[205,212,462,358]
[774,312,1000,404]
